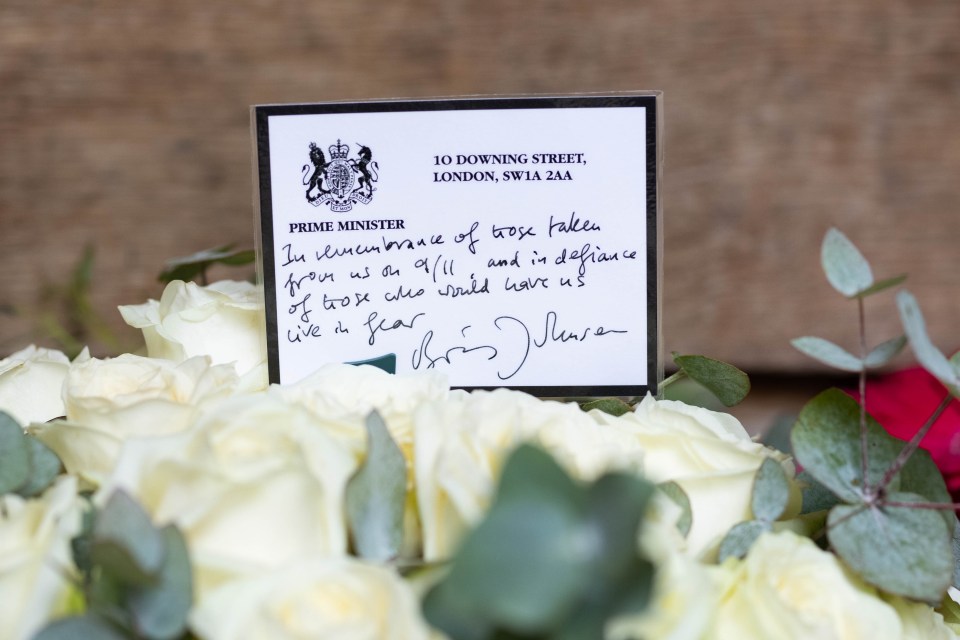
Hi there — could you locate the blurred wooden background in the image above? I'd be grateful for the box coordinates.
[2,0,958,377]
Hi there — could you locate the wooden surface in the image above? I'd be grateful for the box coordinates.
[2,0,959,371]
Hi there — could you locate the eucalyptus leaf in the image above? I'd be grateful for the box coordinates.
[791,389,903,503]
[33,614,128,640]
[127,526,193,640]
[422,582,495,640]
[573,474,657,639]
[863,335,907,369]
[899,448,955,532]
[796,470,841,514]
[856,274,908,299]
[91,491,166,587]
[672,355,750,407]
[584,472,655,579]
[344,411,407,562]
[828,495,953,603]
[897,290,959,393]
[433,447,588,632]
[752,458,790,522]
[424,445,658,639]
[821,228,874,297]
[952,517,960,589]
[72,497,96,580]
[718,520,769,562]
[0,412,29,494]
[790,336,862,372]
[657,481,692,537]
[760,414,796,456]
[346,353,397,375]
[15,437,62,498]
[555,568,655,640]
[579,397,633,417]
[158,245,255,284]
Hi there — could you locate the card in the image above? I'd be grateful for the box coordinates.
[253,95,661,397]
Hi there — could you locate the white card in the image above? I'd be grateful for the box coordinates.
[254,95,660,396]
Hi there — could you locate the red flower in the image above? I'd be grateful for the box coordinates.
[852,367,960,500]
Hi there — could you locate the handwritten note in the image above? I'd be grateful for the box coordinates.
[255,96,660,396]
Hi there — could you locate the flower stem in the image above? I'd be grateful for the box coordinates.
[858,296,870,494]
[879,393,953,489]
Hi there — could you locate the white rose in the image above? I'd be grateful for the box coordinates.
[96,392,357,597]
[29,354,240,485]
[708,530,902,640]
[0,476,84,640]
[0,345,72,425]
[119,279,266,377]
[606,550,717,640]
[884,594,959,640]
[277,364,457,559]
[189,557,431,640]
[592,395,799,556]
[275,363,453,461]
[414,389,644,560]
[608,492,717,640]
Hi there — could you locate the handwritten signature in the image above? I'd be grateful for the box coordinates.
[410,311,627,380]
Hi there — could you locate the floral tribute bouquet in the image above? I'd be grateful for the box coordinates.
[1,229,960,640]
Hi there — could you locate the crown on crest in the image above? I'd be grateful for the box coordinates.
[328,140,349,160]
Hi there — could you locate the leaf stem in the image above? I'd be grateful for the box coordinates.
[879,393,953,489]
[858,296,870,494]
[882,500,960,511]
[823,502,870,534]
[659,369,687,393]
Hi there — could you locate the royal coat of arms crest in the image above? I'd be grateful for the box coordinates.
[302,140,379,212]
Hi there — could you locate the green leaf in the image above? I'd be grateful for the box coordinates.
[158,245,255,284]
[15,437,62,498]
[856,274,908,299]
[897,291,959,393]
[899,448,955,532]
[91,491,166,587]
[346,353,397,375]
[760,414,796,456]
[127,525,192,640]
[951,517,960,589]
[33,614,128,640]
[424,445,589,634]
[672,355,750,407]
[864,335,907,369]
[828,495,953,602]
[0,412,29,494]
[821,228,874,297]
[578,397,633,417]
[718,520,769,562]
[657,481,692,537]
[791,389,902,503]
[572,473,657,639]
[752,458,790,522]
[790,336,862,372]
[555,568,655,640]
[72,496,96,580]
[584,472,655,580]
[421,582,495,640]
[796,470,841,514]
[424,445,656,639]
[344,411,407,562]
